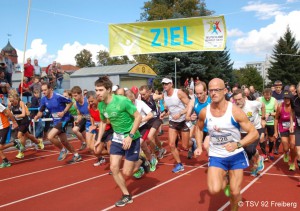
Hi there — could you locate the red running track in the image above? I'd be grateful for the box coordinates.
[0,126,299,211]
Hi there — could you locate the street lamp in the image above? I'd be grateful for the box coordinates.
[174,57,180,88]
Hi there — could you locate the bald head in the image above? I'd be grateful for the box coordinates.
[208,78,225,89]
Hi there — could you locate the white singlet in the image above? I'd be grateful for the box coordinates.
[205,102,244,157]
[241,100,262,133]
[164,89,186,122]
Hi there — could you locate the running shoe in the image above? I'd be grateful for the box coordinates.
[115,194,133,207]
[38,139,45,150]
[268,153,274,161]
[187,149,193,159]
[133,167,145,179]
[93,157,106,166]
[140,156,150,173]
[191,138,197,152]
[0,161,11,168]
[224,184,231,197]
[172,163,184,173]
[250,168,258,177]
[79,142,87,151]
[13,139,25,152]
[150,156,158,172]
[257,156,265,172]
[283,153,289,163]
[157,148,167,159]
[289,163,296,171]
[155,145,160,152]
[57,149,68,161]
[16,152,24,159]
[261,154,268,161]
[274,148,279,155]
[67,154,82,164]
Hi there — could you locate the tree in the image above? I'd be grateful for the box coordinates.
[268,26,300,85]
[233,66,264,92]
[75,49,95,68]
[140,0,234,86]
[96,50,136,66]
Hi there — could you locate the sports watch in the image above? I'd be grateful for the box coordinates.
[129,133,134,139]
[237,142,242,149]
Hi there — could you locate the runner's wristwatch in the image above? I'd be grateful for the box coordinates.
[129,133,134,139]
[237,142,242,149]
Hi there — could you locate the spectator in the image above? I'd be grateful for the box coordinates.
[24,58,34,79]
[18,77,32,103]
[29,76,42,93]
[56,62,64,89]
[3,54,14,87]
[0,68,10,95]
[33,59,42,77]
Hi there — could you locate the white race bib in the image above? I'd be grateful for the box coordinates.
[112,132,124,144]
[52,113,61,119]
[210,132,233,146]
[282,121,291,129]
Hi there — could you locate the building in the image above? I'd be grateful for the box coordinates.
[70,63,157,91]
[246,58,271,86]
[1,40,18,64]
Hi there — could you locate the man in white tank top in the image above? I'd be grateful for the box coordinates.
[160,78,193,173]
[194,78,258,211]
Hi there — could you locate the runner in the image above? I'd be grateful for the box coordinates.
[33,82,82,163]
[292,83,300,186]
[0,103,24,167]
[274,91,296,171]
[71,86,89,151]
[160,77,193,173]
[7,90,44,159]
[194,78,258,211]
[232,89,265,176]
[94,76,142,207]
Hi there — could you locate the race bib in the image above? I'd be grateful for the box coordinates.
[282,121,291,129]
[266,115,274,123]
[94,121,100,126]
[185,121,193,128]
[112,132,124,144]
[83,114,91,120]
[52,112,61,119]
[210,132,233,146]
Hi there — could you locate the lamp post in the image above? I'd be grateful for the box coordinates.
[174,57,180,88]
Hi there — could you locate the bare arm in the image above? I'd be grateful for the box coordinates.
[194,108,206,156]
[274,103,281,138]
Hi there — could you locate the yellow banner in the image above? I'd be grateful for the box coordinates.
[109,16,226,57]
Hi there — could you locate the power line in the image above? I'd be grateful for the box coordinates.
[32,8,109,25]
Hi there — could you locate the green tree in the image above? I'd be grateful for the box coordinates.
[140,0,234,86]
[96,50,135,66]
[233,66,264,92]
[75,49,95,68]
[268,26,300,85]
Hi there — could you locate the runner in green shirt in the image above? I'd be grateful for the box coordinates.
[94,76,141,207]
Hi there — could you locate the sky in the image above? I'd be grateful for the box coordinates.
[1,0,300,69]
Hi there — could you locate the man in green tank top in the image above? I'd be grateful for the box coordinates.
[258,88,278,160]
[94,76,141,207]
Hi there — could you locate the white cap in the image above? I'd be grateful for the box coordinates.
[124,87,128,91]
[112,85,118,92]
[161,78,172,84]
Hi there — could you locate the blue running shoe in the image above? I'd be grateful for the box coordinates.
[191,138,197,152]
[58,149,68,161]
[257,156,265,172]
[172,163,184,173]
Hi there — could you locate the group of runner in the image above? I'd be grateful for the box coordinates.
[0,76,299,210]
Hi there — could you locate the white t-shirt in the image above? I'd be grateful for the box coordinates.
[241,100,262,133]
[134,99,152,127]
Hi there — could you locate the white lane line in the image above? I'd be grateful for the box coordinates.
[0,157,96,182]
[101,162,208,211]
[218,154,284,211]
[12,152,59,164]
[0,172,109,208]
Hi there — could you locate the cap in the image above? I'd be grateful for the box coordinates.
[283,91,292,99]
[112,85,118,92]
[131,86,139,95]
[161,78,172,84]
[124,87,128,91]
